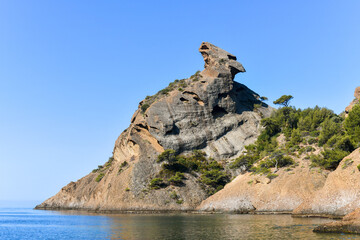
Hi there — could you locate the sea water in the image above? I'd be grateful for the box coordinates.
[0,208,358,239]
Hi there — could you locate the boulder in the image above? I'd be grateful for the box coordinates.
[314,208,360,234]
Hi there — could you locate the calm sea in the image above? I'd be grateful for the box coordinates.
[0,207,358,240]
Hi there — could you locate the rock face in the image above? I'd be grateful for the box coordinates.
[345,86,360,116]
[197,153,327,213]
[36,42,272,211]
[144,42,271,159]
[293,148,360,217]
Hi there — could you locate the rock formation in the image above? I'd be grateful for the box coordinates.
[345,86,360,116]
[314,208,360,234]
[35,42,272,211]
[293,148,360,217]
[197,147,328,213]
[198,87,360,215]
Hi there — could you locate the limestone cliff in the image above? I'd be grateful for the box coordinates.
[35,42,272,211]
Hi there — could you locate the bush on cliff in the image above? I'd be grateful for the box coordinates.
[345,105,360,146]
[154,150,230,195]
[95,173,105,182]
[168,172,185,186]
[149,178,166,189]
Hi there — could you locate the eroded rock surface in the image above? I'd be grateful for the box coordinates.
[293,148,360,217]
[36,42,272,212]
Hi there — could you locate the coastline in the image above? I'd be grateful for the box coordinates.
[34,206,341,219]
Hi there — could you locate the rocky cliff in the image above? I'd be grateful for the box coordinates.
[345,86,360,117]
[198,87,360,215]
[36,42,272,211]
[197,140,328,213]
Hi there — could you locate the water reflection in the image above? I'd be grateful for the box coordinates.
[17,209,359,240]
[104,214,357,240]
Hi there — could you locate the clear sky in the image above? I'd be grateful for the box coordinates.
[1,0,360,203]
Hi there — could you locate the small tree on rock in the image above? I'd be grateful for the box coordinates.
[273,95,293,107]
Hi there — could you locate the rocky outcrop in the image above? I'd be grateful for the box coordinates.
[197,147,360,216]
[293,148,360,217]
[197,154,327,213]
[314,208,360,234]
[143,42,271,159]
[345,86,360,116]
[36,42,272,212]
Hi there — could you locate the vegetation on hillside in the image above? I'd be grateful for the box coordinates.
[92,157,115,182]
[230,95,360,173]
[150,149,230,195]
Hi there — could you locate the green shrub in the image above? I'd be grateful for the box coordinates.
[105,157,114,167]
[273,95,293,107]
[190,70,201,82]
[254,103,262,110]
[266,173,278,180]
[357,164,360,171]
[168,172,185,186]
[309,154,323,167]
[311,149,348,170]
[149,178,165,189]
[229,155,257,170]
[95,173,105,182]
[120,161,128,168]
[335,136,355,152]
[342,159,353,169]
[345,105,360,144]
[125,187,130,191]
[261,151,294,169]
[307,138,317,145]
[250,165,271,175]
[200,169,230,189]
[321,149,349,170]
[305,146,315,152]
[318,118,341,146]
[158,150,230,195]
[141,103,150,112]
[170,191,178,199]
[289,129,302,146]
[157,149,177,163]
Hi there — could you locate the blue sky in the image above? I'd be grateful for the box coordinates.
[1,0,359,203]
